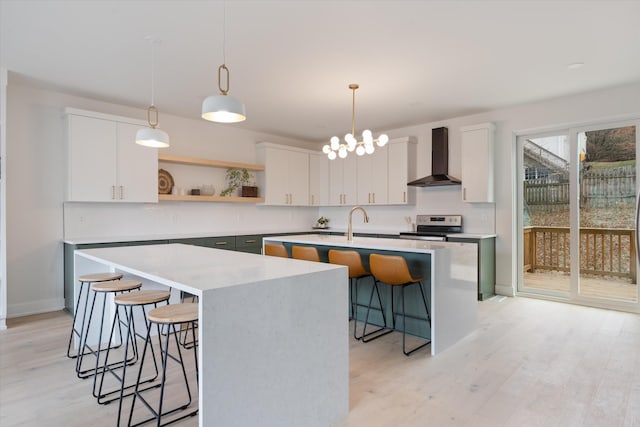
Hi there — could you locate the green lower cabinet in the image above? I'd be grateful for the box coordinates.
[235,235,263,254]
[447,236,496,301]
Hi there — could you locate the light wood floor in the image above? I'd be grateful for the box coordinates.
[2,297,640,426]
[524,271,638,302]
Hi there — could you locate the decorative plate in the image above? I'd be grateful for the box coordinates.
[158,169,174,194]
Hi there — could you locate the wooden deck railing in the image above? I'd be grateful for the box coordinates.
[524,226,636,283]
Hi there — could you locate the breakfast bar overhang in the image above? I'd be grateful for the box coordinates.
[73,243,349,427]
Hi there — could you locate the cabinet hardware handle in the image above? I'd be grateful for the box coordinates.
[111,186,115,200]
[368,193,371,204]
[372,193,375,204]
[215,241,228,245]
[245,240,256,243]
[463,188,466,201]
[403,191,406,203]
[311,195,314,205]
[120,185,124,200]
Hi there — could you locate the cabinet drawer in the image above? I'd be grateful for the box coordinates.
[235,235,262,254]
[202,236,236,250]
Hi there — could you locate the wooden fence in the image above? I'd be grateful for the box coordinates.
[524,165,635,208]
[524,226,636,283]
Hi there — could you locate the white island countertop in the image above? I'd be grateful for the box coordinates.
[73,243,349,427]
[264,233,472,254]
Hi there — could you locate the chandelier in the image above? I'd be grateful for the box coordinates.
[322,83,388,160]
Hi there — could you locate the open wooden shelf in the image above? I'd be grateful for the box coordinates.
[158,154,264,171]
[157,154,264,204]
[159,194,264,203]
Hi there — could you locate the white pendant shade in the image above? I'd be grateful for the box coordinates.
[202,93,246,123]
[136,127,170,148]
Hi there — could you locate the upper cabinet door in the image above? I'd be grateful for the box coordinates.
[309,153,329,206]
[357,147,388,205]
[387,137,417,205]
[66,109,158,203]
[116,122,158,203]
[256,143,310,206]
[461,123,495,203]
[288,150,309,206]
[67,114,117,202]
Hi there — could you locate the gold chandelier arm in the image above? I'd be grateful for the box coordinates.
[147,105,159,129]
[218,64,230,95]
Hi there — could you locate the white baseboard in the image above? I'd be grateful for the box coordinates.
[7,297,65,318]
[0,317,6,330]
[495,283,515,297]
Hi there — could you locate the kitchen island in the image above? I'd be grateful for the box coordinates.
[263,234,478,355]
[73,243,348,427]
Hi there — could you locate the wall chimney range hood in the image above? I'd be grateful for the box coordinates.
[407,127,461,187]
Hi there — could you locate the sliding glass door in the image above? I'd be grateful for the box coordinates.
[517,120,640,311]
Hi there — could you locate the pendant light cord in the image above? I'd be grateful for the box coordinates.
[222,0,227,65]
[150,38,156,107]
[351,86,356,136]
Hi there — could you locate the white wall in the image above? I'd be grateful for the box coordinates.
[6,74,640,318]
[5,76,318,318]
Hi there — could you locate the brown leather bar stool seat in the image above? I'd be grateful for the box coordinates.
[366,253,432,356]
[97,289,172,426]
[291,245,320,262]
[128,303,199,426]
[264,243,288,258]
[75,278,138,379]
[67,272,124,360]
[327,249,374,339]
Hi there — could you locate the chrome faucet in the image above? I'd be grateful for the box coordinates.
[347,206,369,241]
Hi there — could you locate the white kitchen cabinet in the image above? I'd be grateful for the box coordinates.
[329,155,357,206]
[356,146,388,205]
[256,143,309,206]
[387,137,417,205]
[309,153,329,206]
[66,109,158,203]
[460,123,495,203]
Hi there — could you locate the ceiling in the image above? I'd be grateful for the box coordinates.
[2,0,640,143]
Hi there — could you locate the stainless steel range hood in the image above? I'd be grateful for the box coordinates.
[407,127,461,187]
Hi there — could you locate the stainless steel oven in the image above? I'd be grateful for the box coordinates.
[398,214,462,241]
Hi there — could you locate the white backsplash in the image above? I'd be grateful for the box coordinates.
[63,202,319,240]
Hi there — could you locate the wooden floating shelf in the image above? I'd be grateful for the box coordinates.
[158,154,264,171]
[159,194,265,203]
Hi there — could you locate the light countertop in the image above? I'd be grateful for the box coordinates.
[263,234,474,254]
[75,243,344,294]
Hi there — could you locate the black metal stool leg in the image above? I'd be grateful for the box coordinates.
[66,281,90,359]
[361,280,393,342]
[401,282,431,356]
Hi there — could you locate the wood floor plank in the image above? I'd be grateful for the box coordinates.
[1,297,640,426]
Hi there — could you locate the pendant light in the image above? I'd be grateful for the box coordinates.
[322,84,388,160]
[136,36,170,148]
[202,0,246,123]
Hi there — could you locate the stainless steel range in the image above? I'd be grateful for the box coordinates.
[399,214,462,241]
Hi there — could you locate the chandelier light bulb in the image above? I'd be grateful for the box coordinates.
[377,134,389,147]
[322,83,387,160]
[330,136,340,150]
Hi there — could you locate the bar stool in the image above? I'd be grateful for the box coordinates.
[366,253,431,356]
[97,289,171,425]
[291,245,320,262]
[264,243,288,258]
[128,303,199,426]
[327,249,373,338]
[66,272,123,360]
[75,279,140,379]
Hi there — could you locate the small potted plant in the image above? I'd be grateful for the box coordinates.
[220,168,257,197]
[315,216,330,229]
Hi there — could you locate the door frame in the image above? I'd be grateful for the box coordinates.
[515,116,640,313]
